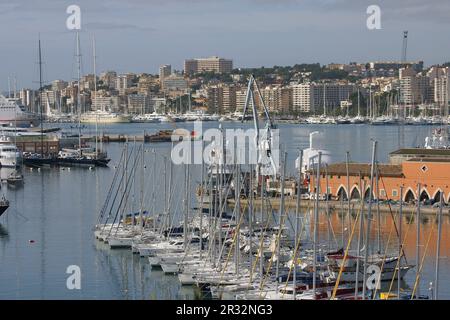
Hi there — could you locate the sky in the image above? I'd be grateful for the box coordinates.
[0,0,449,89]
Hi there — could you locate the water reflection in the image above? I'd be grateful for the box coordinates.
[0,123,447,299]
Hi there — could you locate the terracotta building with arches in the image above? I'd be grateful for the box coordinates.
[308,158,450,204]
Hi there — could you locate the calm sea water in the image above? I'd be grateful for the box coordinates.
[0,122,448,299]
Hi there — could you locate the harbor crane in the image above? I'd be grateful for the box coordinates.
[241,74,278,180]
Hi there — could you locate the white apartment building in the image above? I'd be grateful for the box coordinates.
[428,67,449,108]
[292,84,313,113]
[116,75,131,90]
[91,96,120,112]
[19,89,35,112]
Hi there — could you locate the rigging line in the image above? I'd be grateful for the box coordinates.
[241,193,277,297]
[280,216,307,299]
[258,199,294,298]
[217,196,247,299]
[114,145,142,234]
[372,208,400,298]
[101,144,135,229]
[216,176,241,270]
[279,199,314,299]
[411,210,437,299]
[106,144,140,236]
[331,198,363,299]
[377,163,408,264]
[97,148,125,224]
[386,208,415,297]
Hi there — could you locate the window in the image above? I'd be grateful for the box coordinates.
[421,165,428,173]
[392,189,398,197]
[380,189,386,197]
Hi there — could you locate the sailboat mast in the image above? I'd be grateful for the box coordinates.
[76,31,82,152]
[398,186,403,300]
[92,36,99,157]
[435,192,443,300]
[362,140,377,299]
[293,149,303,299]
[38,36,44,158]
[313,152,322,296]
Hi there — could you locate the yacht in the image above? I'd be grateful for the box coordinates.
[0,136,22,167]
[350,115,366,124]
[80,110,132,124]
[0,95,40,127]
[424,127,450,149]
[131,114,161,123]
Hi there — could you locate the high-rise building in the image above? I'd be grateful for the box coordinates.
[310,83,356,113]
[127,94,151,114]
[162,75,188,91]
[92,96,120,112]
[428,67,449,109]
[235,88,247,112]
[116,74,132,91]
[19,89,35,112]
[280,87,293,114]
[159,65,172,83]
[206,85,223,114]
[399,67,433,105]
[292,84,313,113]
[184,56,233,75]
[399,67,418,105]
[222,84,237,113]
[100,71,117,89]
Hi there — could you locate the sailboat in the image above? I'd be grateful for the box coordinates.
[57,32,110,167]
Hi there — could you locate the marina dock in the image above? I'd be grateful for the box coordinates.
[227,198,450,216]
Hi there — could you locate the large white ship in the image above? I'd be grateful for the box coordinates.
[80,110,132,124]
[0,95,40,127]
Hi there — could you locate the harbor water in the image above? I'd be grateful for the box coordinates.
[0,122,449,299]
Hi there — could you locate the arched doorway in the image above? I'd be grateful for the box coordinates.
[433,190,443,204]
[350,187,361,200]
[419,190,430,202]
[337,186,348,201]
[364,188,374,200]
[404,189,416,203]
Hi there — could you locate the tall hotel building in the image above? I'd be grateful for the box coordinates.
[184,56,233,75]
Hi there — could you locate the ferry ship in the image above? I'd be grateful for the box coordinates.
[80,110,132,124]
[0,95,40,127]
